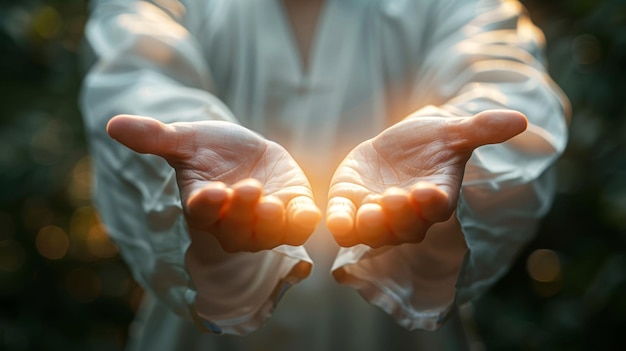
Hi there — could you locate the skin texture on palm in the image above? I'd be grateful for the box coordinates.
[106,115,322,253]
[326,110,528,248]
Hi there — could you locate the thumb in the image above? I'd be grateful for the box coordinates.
[106,114,189,161]
[455,109,528,150]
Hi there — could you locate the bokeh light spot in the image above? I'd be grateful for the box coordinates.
[68,156,93,204]
[87,223,118,259]
[70,206,98,238]
[572,34,602,65]
[32,5,63,39]
[69,206,99,261]
[35,225,69,260]
[527,249,562,283]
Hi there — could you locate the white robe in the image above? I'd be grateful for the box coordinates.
[80,0,569,349]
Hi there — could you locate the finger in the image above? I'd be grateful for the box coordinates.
[409,181,453,223]
[221,178,263,223]
[106,114,192,161]
[356,203,392,248]
[217,179,263,252]
[326,197,359,247]
[327,181,371,210]
[380,187,425,243]
[453,110,528,150]
[253,196,286,250]
[284,196,321,246]
[185,181,230,231]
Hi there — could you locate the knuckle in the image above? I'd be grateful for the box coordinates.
[219,241,239,254]
[334,236,358,247]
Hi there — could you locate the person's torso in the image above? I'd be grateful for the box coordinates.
[129,1,468,350]
[194,0,434,181]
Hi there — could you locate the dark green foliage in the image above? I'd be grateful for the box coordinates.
[475,0,626,349]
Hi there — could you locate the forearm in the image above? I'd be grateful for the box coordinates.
[413,0,568,299]
[332,0,568,331]
[81,0,311,335]
[411,0,569,161]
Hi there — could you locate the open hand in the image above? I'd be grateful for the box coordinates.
[326,110,527,248]
[107,115,321,253]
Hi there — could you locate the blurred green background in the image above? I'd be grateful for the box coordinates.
[0,0,624,350]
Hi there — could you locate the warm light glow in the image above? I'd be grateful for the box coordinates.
[68,207,117,261]
[70,206,97,238]
[32,5,63,39]
[69,206,98,261]
[527,249,561,283]
[35,225,69,260]
[68,156,93,204]
[87,224,118,259]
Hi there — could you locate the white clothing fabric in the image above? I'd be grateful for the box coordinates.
[80,0,569,349]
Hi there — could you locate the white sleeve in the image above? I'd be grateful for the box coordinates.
[332,0,569,330]
[80,0,311,335]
